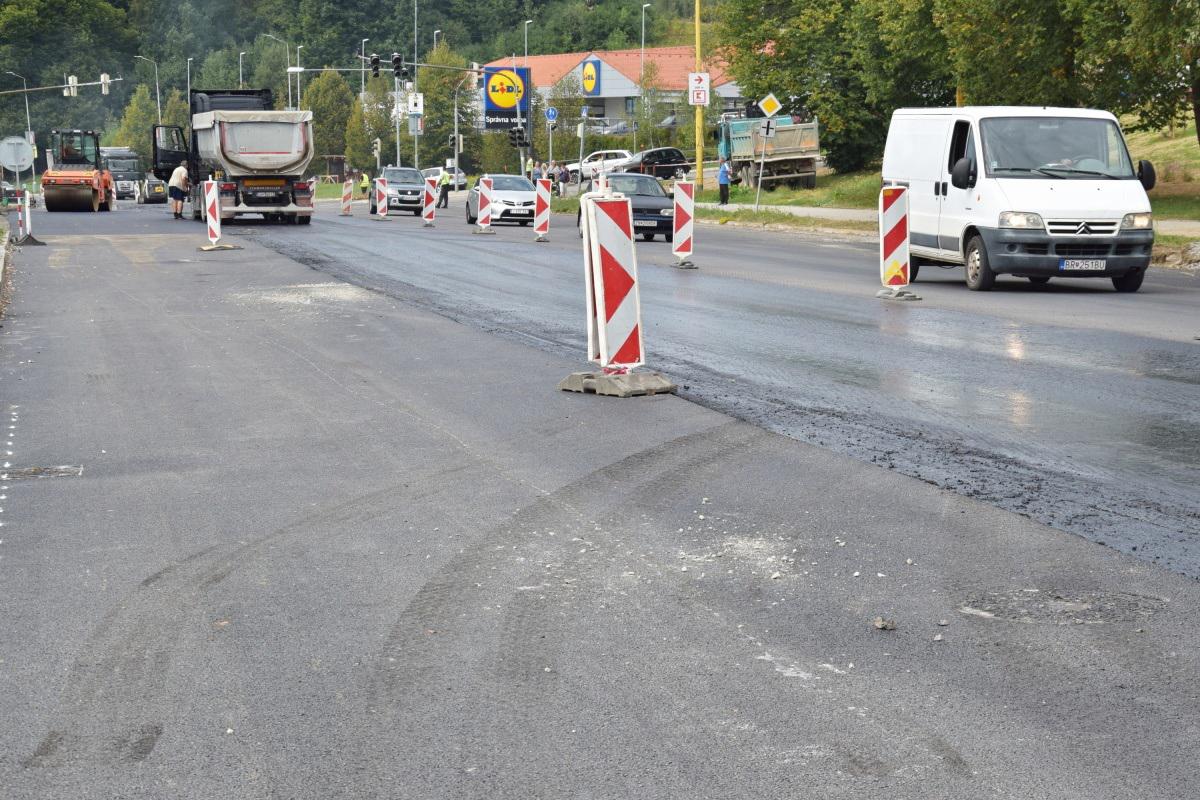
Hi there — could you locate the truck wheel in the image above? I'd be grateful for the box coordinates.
[739,166,754,188]
[1112,269,1144,293]
[298,215,312,226]
[801,174,817,190]
[964,236,995,291]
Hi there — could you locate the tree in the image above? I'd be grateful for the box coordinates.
[344,76,395,169]
[111,84,161,161]
[344,100,373,171]
[303,69,354,158]
[414,43,476,172]
[163,90,191,131]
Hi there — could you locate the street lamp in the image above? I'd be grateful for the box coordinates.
[186,56,193,101]
[638,3,650,151]
[296,45,304,105]
[264,34,292,108]
[5,71,35,185]
[434,30,441,48]
[360,38,369,97]
[524,19,533,65]
[134,55,162,123]
[239,51,246,89]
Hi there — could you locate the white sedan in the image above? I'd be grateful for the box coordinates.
[566,149,633,183]
[465,175,537,226]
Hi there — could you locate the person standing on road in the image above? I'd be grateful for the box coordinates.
[525,156,534,180]
[717,157,731,206]
[436,168,451,209]
[359,171,371,198]
[168,163,190,219]
[532,162,542,182]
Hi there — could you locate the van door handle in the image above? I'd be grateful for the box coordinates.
[934,183,941,197]
[941,181,949,195]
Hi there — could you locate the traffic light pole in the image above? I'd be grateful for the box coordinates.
[394,75,402,166]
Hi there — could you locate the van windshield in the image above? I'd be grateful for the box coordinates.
[980,117,1135,179]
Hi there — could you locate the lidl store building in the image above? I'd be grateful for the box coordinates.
[483,46,742,127]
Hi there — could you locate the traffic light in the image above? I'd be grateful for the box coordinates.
[67,75,79,97]
[447,134,455,148]
[392,53,402,77]
[370,54,380,78]
[100,73,111,95]
[508,127,521,147]
[549,122,558,132]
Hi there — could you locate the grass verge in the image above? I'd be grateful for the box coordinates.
[696,170,879,210]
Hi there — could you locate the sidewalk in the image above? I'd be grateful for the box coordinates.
[3,209,1197,798]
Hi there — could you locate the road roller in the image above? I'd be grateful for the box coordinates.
[41,129,115,212]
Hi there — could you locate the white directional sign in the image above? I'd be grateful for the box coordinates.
[760,118,777,139]
[688,72,710,106]
[407,92,424,115]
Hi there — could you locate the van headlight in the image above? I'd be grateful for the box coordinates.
[998,211,1045,230]
[660,208,674,217]
[1120,212,1152,230]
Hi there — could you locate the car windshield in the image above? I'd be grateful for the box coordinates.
[980,117,1135,179]
[383,168,423,184]
[607,176,666,196]
[109,159,140,172]
[487,176,533,191]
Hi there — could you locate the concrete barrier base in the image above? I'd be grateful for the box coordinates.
[199,243,244,252]
[672,258,696,270]
[472,228,496,235]
[876,287,921,301]
[558,371,677,398]
[16,235,45,247]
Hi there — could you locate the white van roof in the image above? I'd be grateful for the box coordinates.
[891,106,1117,123]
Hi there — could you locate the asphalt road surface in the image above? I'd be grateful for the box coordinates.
[2,203,1198,799]
[253,200,1200,577]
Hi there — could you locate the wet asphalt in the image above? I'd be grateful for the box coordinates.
[248,201,1200,578]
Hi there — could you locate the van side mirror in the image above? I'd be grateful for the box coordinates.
[950,157,975,190]
[1137,160,1156,191]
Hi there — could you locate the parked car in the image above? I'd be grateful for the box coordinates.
[1,181,23,204]
[576,173,674,242]
[141,172,168,204]
[882,106,1155,293]
[422,165,467,191]
[465,174,536,225]
[619,147,690,180]
[566,149,633,183]
[369,166,426,216]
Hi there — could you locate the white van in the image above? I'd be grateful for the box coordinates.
[881,107,1156,292]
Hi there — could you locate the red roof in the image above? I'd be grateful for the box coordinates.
[484,46,732,91]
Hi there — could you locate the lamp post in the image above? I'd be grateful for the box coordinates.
[524,19,533,65]
[638,3,650,151]
[186,56,193,101]
[693,0,703,190]
[413,0,419,168]
[134,56,162,124]
[296,45,304,106]
[433,30,441,49]
[239,52,246,89]
[264,34,291,108]
[360,38,369,98]
[5,71,35,185]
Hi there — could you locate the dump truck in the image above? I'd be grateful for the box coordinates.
[42,129,116,211]
[100,146,142,200]
[152,89,316,224]
[716,115,820,190]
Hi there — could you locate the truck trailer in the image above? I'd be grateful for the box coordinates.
[152,89,315,224]
[716,115,820,190]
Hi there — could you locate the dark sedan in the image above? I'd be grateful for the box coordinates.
[620,147,690,180]
[577,173,675,242]
[141,173,168,204]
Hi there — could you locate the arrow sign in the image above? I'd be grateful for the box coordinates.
[688,72,711,93]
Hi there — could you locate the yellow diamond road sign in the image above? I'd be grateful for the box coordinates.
[758,93,782,118]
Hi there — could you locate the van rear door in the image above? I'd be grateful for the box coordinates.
[882,113,953,253]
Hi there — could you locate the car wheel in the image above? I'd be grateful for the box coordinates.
[1028,276,1050,285]
[665,233,673,243]
[909,261,921,282]
[641,233,655,242]
[413,208,421,216]
[519,220,530,226]
[466,205,476,225]
[964,236,995,291]
[1112,269,1145,293]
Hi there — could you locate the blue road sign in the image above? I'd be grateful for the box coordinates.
[546,106,559,122]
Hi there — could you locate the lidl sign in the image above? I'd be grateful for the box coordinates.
[483,66,532,129]
[581,59,602,96]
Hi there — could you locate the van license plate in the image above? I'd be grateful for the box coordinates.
[1059,258,1105,271]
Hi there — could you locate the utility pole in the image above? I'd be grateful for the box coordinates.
[5,71,36,186]
[693,0,703,190]
[639,3,650,152]
[361,38,369,99]
[296,45,304,106]
[395,73,402,166]
[186,57,193,102]
[239,52,246,89]
[264,34,291,107]
[413,0,419,168]
[133,56,161,123]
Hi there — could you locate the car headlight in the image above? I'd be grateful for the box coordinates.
[1121,212,1152,230]
[660,208,674,217]
[998,211,1045,229]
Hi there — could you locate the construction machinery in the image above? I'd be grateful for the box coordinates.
[42,129,115,212]
[153,89,315,224]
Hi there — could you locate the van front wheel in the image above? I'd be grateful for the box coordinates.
[1112,269,1144,293]
[964,236,995,291]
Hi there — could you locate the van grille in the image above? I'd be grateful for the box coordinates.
[1046,219,1118,236]
[1055,244,1111,257]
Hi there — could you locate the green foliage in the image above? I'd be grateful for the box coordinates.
[110,84,160,160]
[303,70,354,157]
[344,101,372,171]
[414,43,478,172]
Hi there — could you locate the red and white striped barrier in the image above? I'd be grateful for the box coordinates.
[375,177,389,220]
[422,177,437,227]
[534,178,551,242]
[204,180,221,244]
[877,186,918,300]
[474,176,494,234]
[671,180,695,268]
[583,194,644,371]
[341,178,353,216]
[16,192,26,239]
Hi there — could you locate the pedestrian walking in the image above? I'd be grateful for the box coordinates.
[532,162,542,182]
[436,168,451,209]
[168,163,190,219]
[558,163,570,196]
[717,157,731,206]
[525,155,534,180]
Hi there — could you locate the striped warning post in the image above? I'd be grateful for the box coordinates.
[204,180,221,245]
[671,180,695,267]
[340,178,353,216]
[15,192,25,239]
[476,176,494,233]
[586,196,643,371]
[879,187,910,288]
[375,177,389,220]
[534,178,551,242]
[422,177,437,227]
